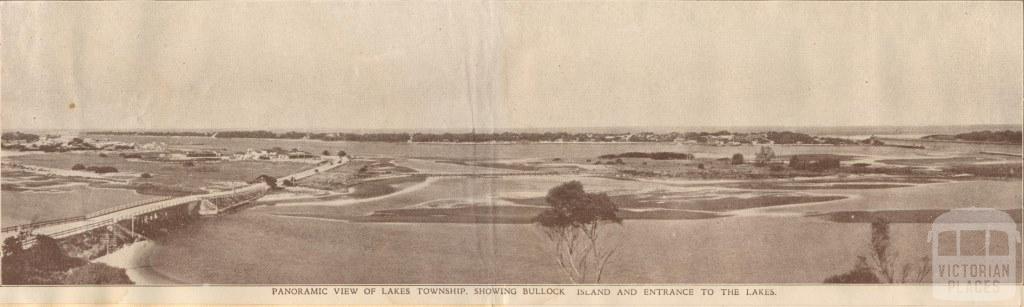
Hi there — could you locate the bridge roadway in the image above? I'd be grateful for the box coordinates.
[2,156,348,241]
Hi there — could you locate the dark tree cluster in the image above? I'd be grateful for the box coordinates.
[535,181,622,228]
[216,130,279,139]
[312,133,411,142]
[765,131,818,144]
[598,152,695,160]
[954,130,1022,144]
[70,164,118,174]
[788,154,841,171]
[2,132,40,142]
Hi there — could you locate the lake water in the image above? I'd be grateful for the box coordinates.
[144,176,1021,284]
[2,185,155,225]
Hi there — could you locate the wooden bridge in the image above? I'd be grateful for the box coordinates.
[2,156,348,246]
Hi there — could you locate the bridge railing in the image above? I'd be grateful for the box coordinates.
[85,197,174,219]
[8,171,290,244]
[15,216,123,247]
[1,216,88,233]
[47,218,120,239]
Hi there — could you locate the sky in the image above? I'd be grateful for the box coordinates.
[2,1,1022,131]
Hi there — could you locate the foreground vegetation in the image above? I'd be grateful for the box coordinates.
[2,235,132,285]
[825,219,930,283]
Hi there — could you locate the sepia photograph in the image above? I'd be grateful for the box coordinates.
[0,1,1021,305]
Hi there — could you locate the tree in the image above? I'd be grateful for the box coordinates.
[731,153,744,165]
[337,150,347,157]
[2,235,86,284]
[825,218,930,283]
[322,150,331,156]
[534,181,622,283]
[2,236,23,257]
[254,175,278,189]
[754,146,774,166]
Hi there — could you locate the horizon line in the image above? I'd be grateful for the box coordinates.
[3,123,1022,134]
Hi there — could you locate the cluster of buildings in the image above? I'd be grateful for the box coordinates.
[1,133,326,164]
[228,149,320,161]
[1,135,137,152]
[124,148,322,162]
[676,134,775,146]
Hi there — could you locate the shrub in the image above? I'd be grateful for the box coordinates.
[253,175,278,189]
[63,263,133,285]
[71,164,86,171]
[731,153,744,165]
[755,146,775,166]
[182,161,195,167]
[824,256,879,283]
[789,155,841,171]
[86,166,117,173]
[139,173,152,178]
[97,153,108,158]
[2,235,87,284]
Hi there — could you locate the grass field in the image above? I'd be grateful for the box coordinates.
[6,152,310,191]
